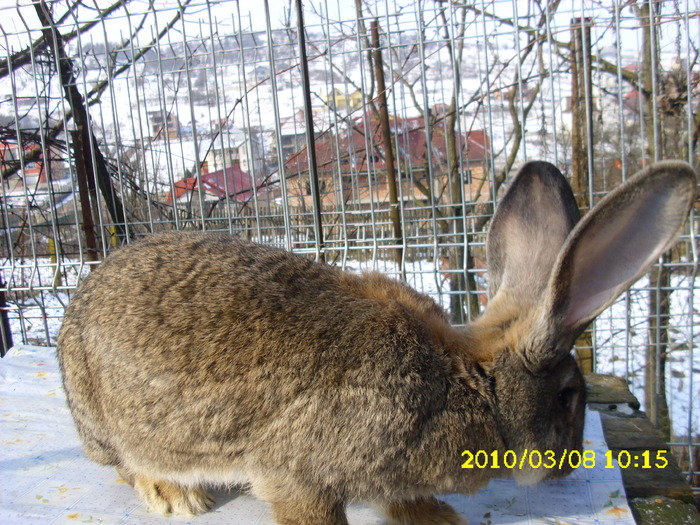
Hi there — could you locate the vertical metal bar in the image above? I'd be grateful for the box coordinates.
[647,0,662,431]
[648,0,660,162]
[353,3,380,265]
[478,0,497,204]
[613,0,631,382]
[682,0,697,482]
[685,0,695,165]
[205,5,234,233]
[176,0,205,231]
[148,11,179,230]
[233,7,263,243]
[323,0,349,267]
[686,208,698,480]
[544,1,558,165]
[122,1,156,232]
[295,0,325,262]
[264,0,293,251]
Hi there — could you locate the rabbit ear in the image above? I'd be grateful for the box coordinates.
[546,160,697,339]
[487,161,580,302]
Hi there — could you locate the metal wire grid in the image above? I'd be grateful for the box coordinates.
[1,0,699,485]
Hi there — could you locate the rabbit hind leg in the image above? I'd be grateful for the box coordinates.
[75,423,120,466]
[382,496,467,525]
[251,475,348,525]
[270,499,349,525]
[133,474,215,516]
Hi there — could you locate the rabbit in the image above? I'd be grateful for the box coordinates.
[57,160,696,525]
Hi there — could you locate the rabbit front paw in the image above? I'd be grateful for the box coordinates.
[134,475,215,516]
[383,496,468,525]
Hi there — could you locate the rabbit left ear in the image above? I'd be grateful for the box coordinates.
[486,161,580,303]
[546,160,697,339]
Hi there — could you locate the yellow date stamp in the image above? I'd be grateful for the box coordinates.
[461,449,669,469]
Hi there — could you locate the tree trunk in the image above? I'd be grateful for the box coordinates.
[371,21,403,268]
[569,17,593,214]
[645,257,672,440]
[632,2,671,436]
[568,18,596,372]
[34,0,128,246]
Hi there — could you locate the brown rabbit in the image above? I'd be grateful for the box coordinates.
[57,161,696,525]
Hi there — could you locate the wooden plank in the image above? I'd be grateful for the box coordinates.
[586,375,696,506]
[585,373,640,408]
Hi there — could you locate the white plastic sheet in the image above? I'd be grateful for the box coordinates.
[0,345,636,524]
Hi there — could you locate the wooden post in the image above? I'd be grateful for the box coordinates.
[34,0,128,244]
[371,20,403,268]
[48,237,62,288]
[570,17,594,214]
[72,130,100,263]
[0,279,13,357]
[570,17,594,373]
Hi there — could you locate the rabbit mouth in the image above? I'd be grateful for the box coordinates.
[512,463,550,486]
[509,448,578,486]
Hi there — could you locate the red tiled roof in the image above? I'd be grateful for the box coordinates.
[167,166,273,204]
[285,116,488,175]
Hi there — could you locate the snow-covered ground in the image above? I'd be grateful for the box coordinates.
[594,274,700,439]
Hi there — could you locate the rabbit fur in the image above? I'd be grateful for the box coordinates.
[57,160,697,524]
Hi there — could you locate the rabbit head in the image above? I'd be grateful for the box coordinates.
[467,160,696,485]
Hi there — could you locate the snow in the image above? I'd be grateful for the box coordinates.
[594,274,700,439]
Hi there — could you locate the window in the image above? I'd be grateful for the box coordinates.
[463,169,472,185]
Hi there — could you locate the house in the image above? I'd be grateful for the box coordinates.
[237,127,268,177]
[203,145,239,174]
[1,140,72,225]
[275,109,311,165]
[166,166,277,209]
[201,125,267,178]
[324,88,364,113]
[283,115,489,209]
[148,111,181,140]
[1,140,67,190]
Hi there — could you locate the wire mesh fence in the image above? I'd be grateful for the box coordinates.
[1,0,699,488]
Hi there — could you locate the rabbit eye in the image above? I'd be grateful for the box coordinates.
[557,387,577,410]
